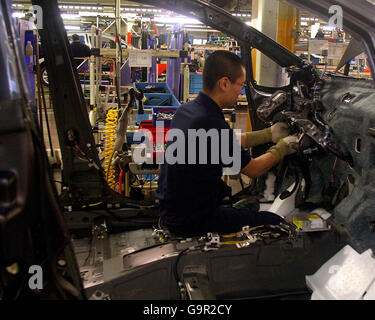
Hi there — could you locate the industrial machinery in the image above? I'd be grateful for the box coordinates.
[1,0,375,300]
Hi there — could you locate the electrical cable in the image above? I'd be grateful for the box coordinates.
[222,225,265,238]
[221,240,248,245]
[119,166,123,195]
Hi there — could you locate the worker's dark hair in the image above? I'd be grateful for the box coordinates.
[72,34,80,41]
[203,50,244,92]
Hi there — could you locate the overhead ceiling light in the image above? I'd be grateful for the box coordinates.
[12,11,25,18]
[154,16,202,24]
[65,25,80,30]
[61,14,80,20]
[79,11,98,17]
[122,13,137,18]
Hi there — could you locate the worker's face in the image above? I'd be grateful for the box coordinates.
[219,66,246,108]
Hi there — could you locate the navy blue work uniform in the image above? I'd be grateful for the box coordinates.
[156,92,283,237]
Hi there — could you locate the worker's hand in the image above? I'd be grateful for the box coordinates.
[270,122,289,143]
[266,135,299,162]
[243,122,290,148]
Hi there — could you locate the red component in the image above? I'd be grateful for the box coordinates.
[157,63,167,75]
[127,32,132,45]
[119,168,123,195]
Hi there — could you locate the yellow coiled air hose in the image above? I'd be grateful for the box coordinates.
[103,109,118,190]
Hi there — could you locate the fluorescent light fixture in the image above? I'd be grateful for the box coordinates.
[300,21,308,26]
[61,14,80,20]
[65,25,80,30]
[154,16,202,24]
[12,11,24,18]
[155,23,173,27]
[79,11,98,17]
[121,13,137,18]
[245,21,252,26]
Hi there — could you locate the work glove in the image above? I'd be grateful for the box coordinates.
[266,135,299,162]
[270,122,289,143]
[244,122,289,148]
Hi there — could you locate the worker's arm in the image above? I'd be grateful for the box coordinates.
[241,135,299,178]
[237,122,290,148]
[241,152,279,178]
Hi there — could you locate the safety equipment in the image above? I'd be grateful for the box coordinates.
[103,109,118,190]
[245,122,289,148]
[270,122,289,143]
[266,135,299,161]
